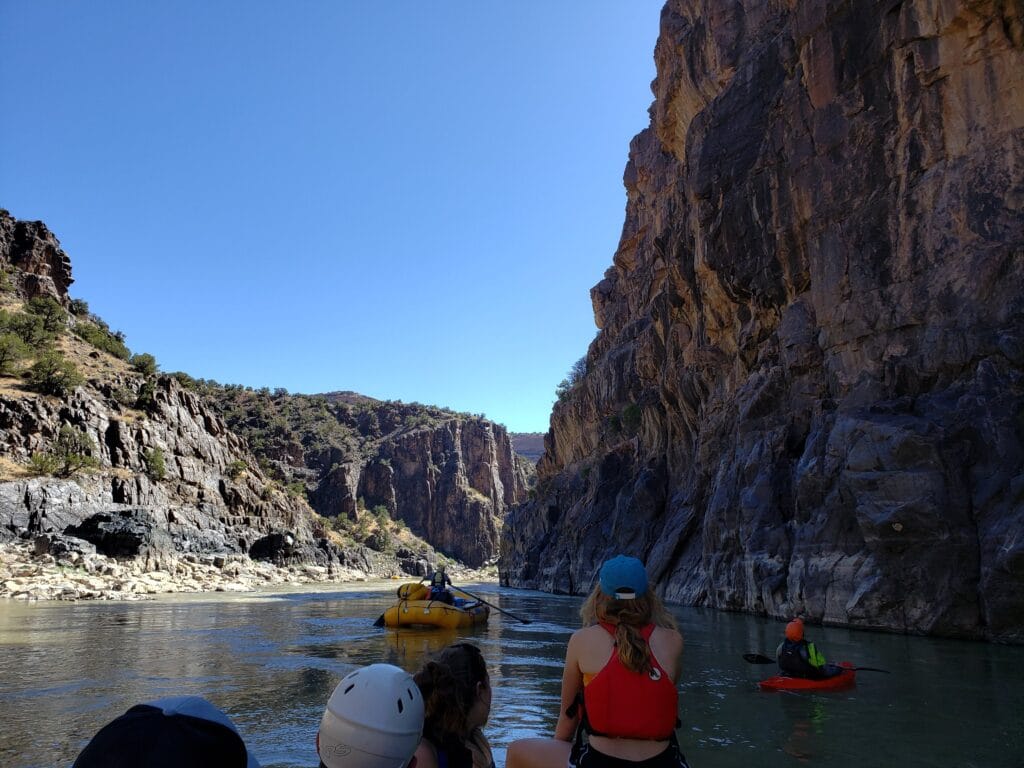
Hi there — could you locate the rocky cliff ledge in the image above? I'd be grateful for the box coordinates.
[502,0,1024,641]
[201,388,532,568]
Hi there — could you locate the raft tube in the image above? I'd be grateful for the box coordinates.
[381,582,490,629]
[759,662,856,692]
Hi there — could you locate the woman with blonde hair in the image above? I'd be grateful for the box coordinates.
[506,555,690,768]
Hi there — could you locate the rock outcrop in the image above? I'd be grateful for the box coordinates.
[204,388,532,568]
[502,0,1024,641]
[0,210,376,579]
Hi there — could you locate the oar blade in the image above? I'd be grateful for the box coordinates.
[373,613,386,628]
[743,653,776,664]
[852,666,890,673]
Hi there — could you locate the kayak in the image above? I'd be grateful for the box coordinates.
[759,662,856,692]
[380,582,490,629]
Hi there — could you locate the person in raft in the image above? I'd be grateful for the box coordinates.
[428,566,455,605]
[414,642,495,768]
[73,695,261,768]
[317,663,425,768]
[776,618,844,679]
[506,555,691,768]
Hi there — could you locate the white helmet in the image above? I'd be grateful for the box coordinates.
[318,664,424,768]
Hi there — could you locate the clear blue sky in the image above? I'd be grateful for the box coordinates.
[0,1,663,433]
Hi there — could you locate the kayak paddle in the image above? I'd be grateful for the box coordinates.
[452,584,531,624]
[743,653,890,673]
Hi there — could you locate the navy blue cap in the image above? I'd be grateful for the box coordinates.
[73,695,260,768]
[599,555,648,599]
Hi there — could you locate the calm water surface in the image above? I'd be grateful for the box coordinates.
[0,583,1021,768]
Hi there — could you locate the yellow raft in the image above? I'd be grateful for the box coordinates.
[381,582,490,629]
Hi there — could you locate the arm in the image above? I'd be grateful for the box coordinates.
[553,631,584,742]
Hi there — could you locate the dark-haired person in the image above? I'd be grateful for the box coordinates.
[414,642,495,768]
[73,695,261,768]
[776,618,844,679]
[507,555,690,768]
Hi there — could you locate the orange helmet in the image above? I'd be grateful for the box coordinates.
[785,618,804,641]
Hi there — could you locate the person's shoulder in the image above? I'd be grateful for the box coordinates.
[652,625,683,649]
[415,739,440,768]
[572,624,608,641]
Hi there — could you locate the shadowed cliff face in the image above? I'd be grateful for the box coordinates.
[502,0,1024,641]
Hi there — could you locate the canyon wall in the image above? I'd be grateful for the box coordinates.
[502,0,1024,641]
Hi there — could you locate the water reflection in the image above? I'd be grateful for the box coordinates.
[0,585,1022,767]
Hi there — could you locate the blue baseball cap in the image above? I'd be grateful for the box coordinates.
[599,555,648,599]
[73,695,260,768]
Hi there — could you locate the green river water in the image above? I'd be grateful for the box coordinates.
[0,582,1021,768]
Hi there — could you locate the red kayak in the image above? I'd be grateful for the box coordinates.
[759,662,856,691]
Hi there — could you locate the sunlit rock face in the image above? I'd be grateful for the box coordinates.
[324,418,530,568]
[0,209,361,571]
[502,0,1024,641]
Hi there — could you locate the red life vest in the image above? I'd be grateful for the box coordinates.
[581,622,678,740]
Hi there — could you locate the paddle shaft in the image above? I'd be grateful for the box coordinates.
[452,585,532,624]
[743,653,889,673]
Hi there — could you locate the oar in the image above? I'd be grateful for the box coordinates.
[743,653,890,673]
[451,584,532,624]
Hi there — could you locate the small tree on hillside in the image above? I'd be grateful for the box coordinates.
[27,296,68,334]
[130,353,158,376]
[27,351,84,396]
[0,332,29,375]
[144,447,166,480]
[10,313,53,349]
[29,425,100,477]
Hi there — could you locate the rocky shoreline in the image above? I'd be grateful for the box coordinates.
[0,539,495,602]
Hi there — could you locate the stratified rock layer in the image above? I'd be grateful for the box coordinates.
[502,0,1024,641]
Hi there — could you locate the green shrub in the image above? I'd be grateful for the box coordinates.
[72,321,131,360]
[621,403,642,433]
[144,448,166,480]
[135,380,157,411]
[0,332,29,375]
[68,298,89,316]
[5,312,52,349]
[27,297,67,333]
[27,452,60,475]
[285,481,306,498]
[129,353,158,376]
[29,425,100,477]
[170,371,197,390]
[227,460,247,480]
[27,351,84,396]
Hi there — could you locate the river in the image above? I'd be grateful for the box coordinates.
[0,582,1021,768]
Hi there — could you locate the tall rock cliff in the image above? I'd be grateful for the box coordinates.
[502,0,1024,641]
[202,388,532,568]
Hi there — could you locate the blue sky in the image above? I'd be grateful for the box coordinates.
[0,1,664,433]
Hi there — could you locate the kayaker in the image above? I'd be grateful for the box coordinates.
[73,695,261,767]
[414,642,495,768]
[317,663,425,768]
[506,554,691,768]
[776,618,844,679]
[428,566,455,605]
